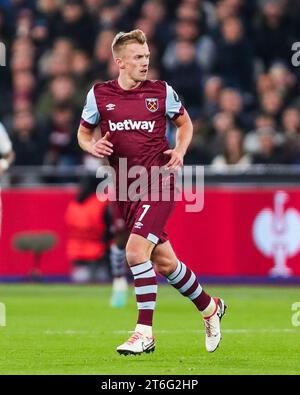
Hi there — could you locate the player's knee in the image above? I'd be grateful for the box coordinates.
[154,257,177,277]
[126,246,151,266]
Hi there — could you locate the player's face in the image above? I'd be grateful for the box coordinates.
[119,43,150,82]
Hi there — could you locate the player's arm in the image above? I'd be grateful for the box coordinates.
[77,125,113,158]
[77,85,113,158]
[172,109,193,158]
[164,83,193,170]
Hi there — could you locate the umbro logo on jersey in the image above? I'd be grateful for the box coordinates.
[134,221,143,229]
[145,98,158,112]
[106,103,116,111]
[108,120,155,133]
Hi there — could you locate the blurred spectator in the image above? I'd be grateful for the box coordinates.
[37,37,75,81]
[139,0,171,54]
[11,110,45,166]
[84,0,104,15]
[269,62,297,103]
[256,72,275,97]
[205,111,236,157]
[163,18,216,74]
[259,89,284,125]
[215,0,237,24]
[202,75,223,118]
[244,113,278,154]
[219,88,243,116]
[214,16,254,92]
[281,107,300,136]
[44,102,81,166]
[30,19,50,57]
[36,75,79,120]
[36,0,63,43]
[254,0,294,68]
[211,127,252,170]
[166,40,202,111]
[184,116,211,164]
[57,0,96,54]
[72,49,93,100]
[252,127,292,164]
[117,0,145,32]
[218,88,252,129]
[281,107,300,163]
[93,29,116,80]
[97,2,122,31]
[10,37,35,74]
[15,8,33,38]
[12,71,36,104]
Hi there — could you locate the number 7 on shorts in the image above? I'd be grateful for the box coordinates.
[138,204,150,222]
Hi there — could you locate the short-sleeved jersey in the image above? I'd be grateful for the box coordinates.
[0,122,12,157]
[80,79,184,171]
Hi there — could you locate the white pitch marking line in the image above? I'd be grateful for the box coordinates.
[44,330,91,335]
[43,328,299,335]
[112,328,298,335]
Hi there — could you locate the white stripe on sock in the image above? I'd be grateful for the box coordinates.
[178,272,196,294]
[167,259,181,281]
[168,262,187,284]
[135,269,156,279]
[137,301,156,310]
[135,285,158,295]
[188,284,202,300]
[131,260,152,276]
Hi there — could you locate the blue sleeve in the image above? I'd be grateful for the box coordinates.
[81,86,100,127]
[165,82,184,120]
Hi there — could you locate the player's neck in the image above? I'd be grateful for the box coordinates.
[117,75,143,91]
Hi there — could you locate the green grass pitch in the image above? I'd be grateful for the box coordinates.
[0,284,299,375]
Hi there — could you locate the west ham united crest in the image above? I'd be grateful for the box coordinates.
[145,98,159,112]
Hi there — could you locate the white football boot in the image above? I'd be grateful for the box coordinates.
[117,332,155,356]
[204,297,227,353]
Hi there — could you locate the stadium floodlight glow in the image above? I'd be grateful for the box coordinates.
[0,42,6,67]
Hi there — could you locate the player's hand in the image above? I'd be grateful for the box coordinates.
[89,132,114,158]
[163,148,184,171]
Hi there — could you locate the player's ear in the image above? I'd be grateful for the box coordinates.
[115,57,125,69]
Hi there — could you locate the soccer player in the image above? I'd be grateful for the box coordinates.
[77,30,226,355]
[0,122,14,235]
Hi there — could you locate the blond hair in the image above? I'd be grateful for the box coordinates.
[111,29,147,57]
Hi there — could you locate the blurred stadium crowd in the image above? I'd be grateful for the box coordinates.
[1,0,300,170]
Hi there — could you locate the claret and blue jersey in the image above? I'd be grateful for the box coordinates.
[80,79,184,170]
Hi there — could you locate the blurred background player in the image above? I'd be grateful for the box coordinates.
[65,175,111,283]
[65,174,128,306]
[109,202,129,308]
[0,122,14,235]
